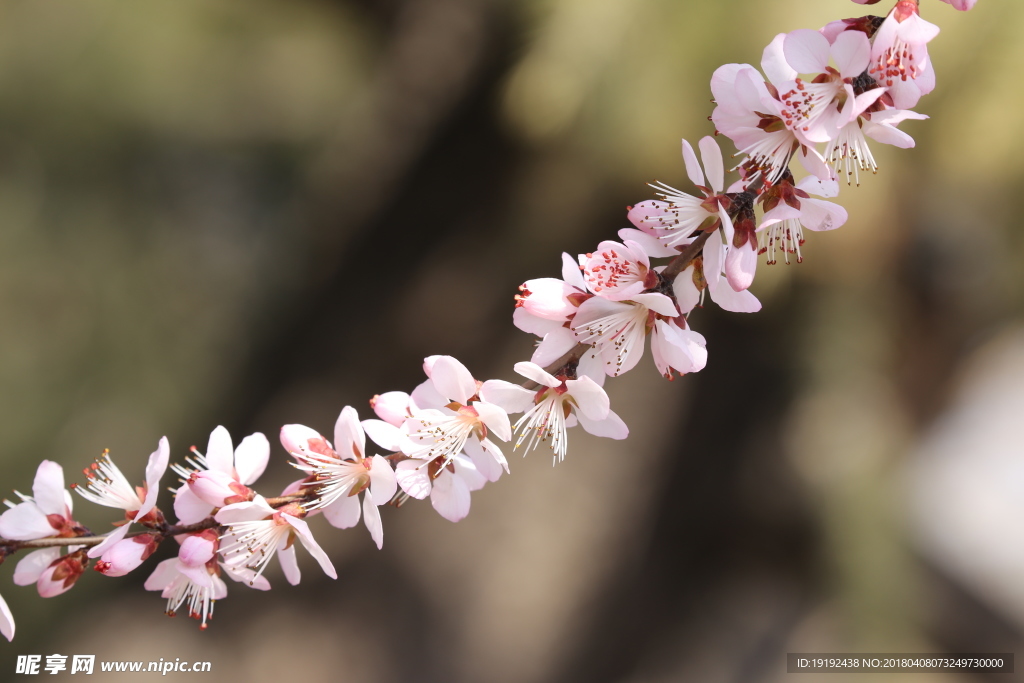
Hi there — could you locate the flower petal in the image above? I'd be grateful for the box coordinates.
[565,376,610,420]
[479,379,535,415]
[704,228,724,291]
[513,307,566,336]
[463,438,503,483]
[761,33,797,85]
[681,138,705,188]
[698,136,724,193]
[473,400,511,442]
[368,455,397,504]
[0,591,13,641]
[205,426,234,474]
[32,461,67,517]
[0,502,54,541]
[395,460,432,499]
[214,495,275,524]
[453,454,488,492]
[709,279,762,313]
[672,266,702,315]
[560,252,587,291]
[862,118,916,148]
[138,437,170,520]
[410,376,451,411]
[652,320,708,376]
[430,356,478,404]
[430,471,471,523]
[234,433,270,485]
[617,227,681,258]
[784,29,830,74]
[631,292,678,317]
[14,548,60,586]
[284,514,337,579]
[334,406,365,461]
[177,562,214,589]
[362,492,384,549]
[277,543,301,586]
[831,29,870,79]
[576,408,629,440]
[513,361,560,388]
[530,327,579,368]
[799,198,848,232]
[363,419,414,454]
[86,524,131,559]
[322,492,362,529]
[221,563,272,590]
[143,558,180,591]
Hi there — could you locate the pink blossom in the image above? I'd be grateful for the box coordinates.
[217,495,337,585]
[145,557,226,630]
[378,384,499,522]
[0,460,81,541]
[826,100,928,184]
[393,453,488,523]
[571,292,674,377]
[940,0,976,9]
[868,1,940,109]
[75,438,169,559]
[283,406,398,549]
[772,29,873,144]
[628,137,732,250]
[650,319,709,381]
[172,427,269,525]
[581,240,658,301]
[510,253,608,384]
[404,356,512,475]
[710,48,830,183]
[513,253,593,343]
[757,175,849,264]
[483,362,627,463]
[367,390,506,518]
[145,530,268,630]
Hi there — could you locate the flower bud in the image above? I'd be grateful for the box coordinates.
[370,392,414,427]
[95,534,160,577]
[280,424,332,461]
[188,471,252,508]
[178,531,217,568]
[37,551,87,598]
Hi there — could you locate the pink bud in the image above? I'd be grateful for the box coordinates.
[95,534,160,577]
[178,532,217,568]
[280,424,332,460]
[370,392,413,427]
[188,470,251,508]
[37,551,86,598]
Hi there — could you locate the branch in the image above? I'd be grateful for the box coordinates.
[661,230,713,280]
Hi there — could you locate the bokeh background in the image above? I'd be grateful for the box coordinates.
[0,0,1019,681]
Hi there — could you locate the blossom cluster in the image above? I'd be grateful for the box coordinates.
[0,0,974,640]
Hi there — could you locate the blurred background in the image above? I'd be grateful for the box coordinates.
[0,0,1019,680]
